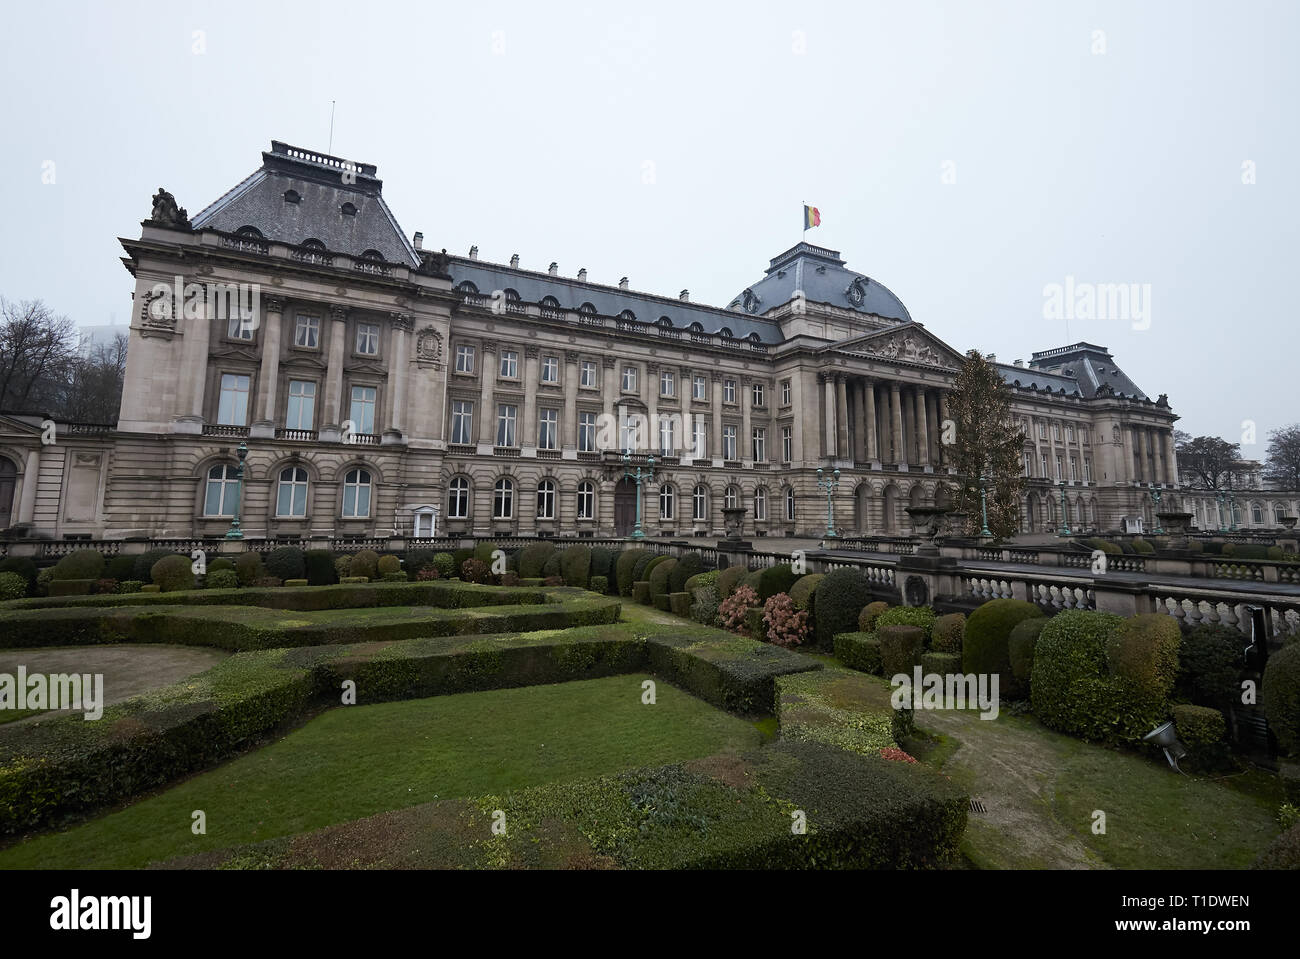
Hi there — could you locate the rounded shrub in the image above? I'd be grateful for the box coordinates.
[648,558,678,601]
[431,553,456,577]
[616,549,650,596]
[590,546,613,581]
[115,580,145,594]
[690,586,720,626]
[1263,642,1300,757]
[605,551,623,592]
[1253,824,1300,869]
[879,625,924,677]
[1029,610,1126,741]
[132,549,176,583]
[1007,616,1047,692]
[1086,537,1121,555]
[788,573,824,611]
[377,554,402,577]
[858,601,890,633]
[460,558,491,585]
[756,563,798,602]
[264,546,306,582]
[716,565,748,600]
[668,552,703,593]
[1132,538,1155,555]
[334,554,352,580]
[876,605,936,643]
[451,548,472,577]
[105,555,137,582]
[813,568,873,650]
[235,552,264,586]
[1107,613,1181,702]
[208,557,236,574]
[304,549,337,586]
[0,556,37,590]
[684,569,720,594]
[52,549,105,581]
[1178,624,1244,708]
[542,550,563,579]
[963,599,1044,691]
[560,545,593,587]
[350,549,380,581]
[35,567,53,596]
[151,554,195,592]
[932,613,966,655]
[589,575,608,594]
[0,572,27,602]
[205,569,240,590]
[473,541,501,568]
[1172,703,1227,750]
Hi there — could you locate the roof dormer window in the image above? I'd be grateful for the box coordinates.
[283,189,301,204]
[361,249,384,261]
[341,202,357,216]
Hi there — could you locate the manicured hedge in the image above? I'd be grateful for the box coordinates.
[1007,616,1047,692]
[265,547,306,581]
[304,550,337,586]
[641,628,818,714]
[876,605,936,643]
[878,625,924,677]
[932,613,965,655]
[104,555,137,583]
[788,574,824,611]
[963,599,1043,692]
[0,557,38,593]
[669,592,692,617]
[351,550,380,581]
[151,554,194,592]
[519,542,556,579]
[205,569,239,590]
[1178,624,1243,708]
[920,652,962,676]
[616,549,650,596]
[0,572,26,602]
[235,552,264,586]
[52,549,104,581]
[589,575,608,594]
[590,547,613,582]
[668,553,703,593]
[858,601,889,633]
[1172,704,1226,749]
[1264,642,1300,757]
[633,582,652,605]
[648,558,678,601]
[834,632,883,675]
[716,565,748,600]
[690,586,720,627]
[777,668,895,755]
[560,546,592,588]
[756,563,798,602]
[813,568,873,650]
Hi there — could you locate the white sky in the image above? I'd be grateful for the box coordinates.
[1,0,1294,448]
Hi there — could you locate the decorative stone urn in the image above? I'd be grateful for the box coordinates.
[1281,516,1298,530]
[905,506,952,555]
[721,506,747,542]
[1156,510,1194,548]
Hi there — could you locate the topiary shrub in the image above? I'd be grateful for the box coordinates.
[284,578,309,587]
[684,569,719,593]
[518,542,555,579]
[632,581,652,605]
[1264,643,1300,757]
[1007,617,1047,693]
[590,547,613,581]
[648,558,677,601]
[350,549,380,582]
[263,546,305,582]
[460,558,491,585]
[428,553,454,578]
[741,569,764,596]
[105,555,137,582]
[1132,538,1155,555]
[451,548,472,578]
[208,557,235,573]
[762,593,809,648]
[932,613,966,655]
[835,632,883,674]
[140,584,161,593]
[304,550,337,586]
[876,605,936,643]
[921,651,962,676]
[605,551,623,592]
[690,586,720,626]
[716,565,748,600]
[639,554,669,582]
[115,580,145,594]
[668,552,703,593]
[744,607,766,641]
[1172,703,1227,749]
[377,554,402,577]
[1107,613,1181,704]
[589,575,609,594]
[205,569,240,590]
[132,549,176,583]
[235,552,264,586]
[963,599,1044,693]
[788,573,824,611]
[814,568,873,650]
[616,549,650,597]
[0,572,27,602]
[151,554,195,592]
[858,601,890,633]
[560,545,593,588]
[879,625,925,677]
[1178,624,1243,708]
[1086,537,1121,555]
[35,566,54,596]
[1030,610,1127,742]
[0,556,38,593]
[1253,823,1300,869]
[756,563,798,602]
[669,592,692,618]
[541,550,563,580]
[473,541,502,570]
[334,554,353,580]
[52,549,105,581]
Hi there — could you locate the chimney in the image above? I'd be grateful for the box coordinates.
[679,289,689,301]
[619,277,629,290]
[1013,358,1024,367]
[577,268,587,282]
[987,353,996,363]
[548,262,558,276]
[510,254,520,268]
[468,245,478,259]
[413,232,423,250]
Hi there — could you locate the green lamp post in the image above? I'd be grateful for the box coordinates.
[622,449,655,541]
[816,467,840,538]
[224,441,249,540]
[1057,481,1072,537]
[978,475,992,538]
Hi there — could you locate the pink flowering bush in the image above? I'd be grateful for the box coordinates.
[720,584,759,633]
[762,592,809,648]
[880,747,917,763]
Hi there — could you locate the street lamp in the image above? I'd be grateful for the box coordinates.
[1057,481,1072,537]
[816,467,840,539]
[621,449,655,541]
[1149,485,1163,534]
[978,475,992,538]
[1216,490,1227,532]
[225,441,249,540]
[1228,490,1239,531]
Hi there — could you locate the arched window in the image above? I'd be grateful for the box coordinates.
[1252,502,1263,524]
[577,481,595,520]
[504,288,521,302]
[276,467,309,517]
[578,302,597,315]
[447,477,470,519]
[689,322,704,333]
[724,485,740,510]
[236,225,263,238]
[541,296,561,308]
[692,484,708,521]
[361,249,384,261]
[203,463,240,517]
[785,487,796,521]
[536,479,556,519]
[301,238,326,251]
[342,468,372,519]
[718,327,733,339]
[659,483,675,520]
[657,316,672,327]
[619,309,637,322]
[1276,504,1288,524]
[457,280,479,294]
[754,486,768,521]
[493,478,514,519]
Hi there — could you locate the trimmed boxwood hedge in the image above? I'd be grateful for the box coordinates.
[648,558,678,601]
[590,547,613,582]
[1263,642,1300,757]
[616,549,650,596]
[931,613,965,655]
[668,592,692,617]
[788,573,823,611]
[518,542,555,579]
[1172,703,1226,749]
[304,550,337,586]
[633,581,652,605]
[756,563,798,602]
[920,651,962,676]
[151,554,194,592]
[963,599,1043,692]
[1007,616,1047,692]
[834,632,883,674]
[813,568,873,650]
[858,601,889,633]
[875,605,936,643]
[265,547,306,582]
[716,565,748,600]
[878,625,924,677]
[51,549,104,582]
[1178,624,1244,708]
[668,553,703,593]
[559,546,592,588]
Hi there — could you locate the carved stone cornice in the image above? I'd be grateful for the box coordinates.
[390,311,413,333]
[264,295,286,313]
[329,306,348,324]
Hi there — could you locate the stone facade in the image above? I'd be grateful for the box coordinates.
[0,141,1201,541]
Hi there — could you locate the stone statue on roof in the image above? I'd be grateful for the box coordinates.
[147,188,191,229]
[418,248,452,278]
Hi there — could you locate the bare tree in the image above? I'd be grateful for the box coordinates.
[1175,431,1243,490]
[61,333,128,423]
[0,298,77,412]
[1264,425,1300,491]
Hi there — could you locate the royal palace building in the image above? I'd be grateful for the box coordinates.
[0,141,1197,542]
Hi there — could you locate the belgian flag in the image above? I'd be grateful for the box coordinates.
[803,204,821,230]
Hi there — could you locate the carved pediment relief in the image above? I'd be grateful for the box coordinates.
[416,326,445,369]
[849,326,960,369]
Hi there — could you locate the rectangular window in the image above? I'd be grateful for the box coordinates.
[781,380,791,406]
[578,412,597,452]
[451,400,474,445]
[1055,456,1063,481]
[1038,421,1047,439]
[1083,458,1092,483]
[541,355,559,384]
[622,366,637,392]
[500,351,518,378]
[580,361,597,388]
[355,322,379,355]
[227,313,255,341]
[1040,454,1048,477]
[294,314,320,349]
[659,416,675,456]
[1053,423,1061,441]
[752,383,765,408]
[782,426,792,463]
[1066,425,1075,443]
[1069,457,1078,482]
[751,427,766,462]
[538,408,558,450]
[285,380,316,430]
[349,385,376,435]
[619,411,641,452]
[1024,452,1033,478]
[723,379,736,404]
[692,418,707,459]
[496,404,517,447]
[723,425,737,461]
[1080,428,1089,444]
[660,370,674,397]
[217,374,250,426]
[455,344,475,373]
[693,375,707,400]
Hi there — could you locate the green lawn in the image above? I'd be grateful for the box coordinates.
[0,674,761,869]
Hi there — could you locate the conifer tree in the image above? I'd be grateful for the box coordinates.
[946,350,1025,538]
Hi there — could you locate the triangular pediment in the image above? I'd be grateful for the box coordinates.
[835,323,966,370]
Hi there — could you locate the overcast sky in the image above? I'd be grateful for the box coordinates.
[1,0,1294,450]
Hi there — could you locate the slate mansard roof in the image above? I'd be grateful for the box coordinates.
[729,242,912,323]
[994,343,1151,401]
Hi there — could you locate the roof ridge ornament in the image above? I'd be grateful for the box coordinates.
[740,287,762,314]
[145,188,191,230]
[845,275,869,306]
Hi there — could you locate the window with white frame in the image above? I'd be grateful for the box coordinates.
[752,383,765,407]
[541,355,559,384]
[1024,452,1033,477]
[580,361,597,388]
[276,466,308,517]
[493,478,514,519]
[725,485,739,509]
[447,476,469,519]
[785,487,795,521]
[294,314,320,349]
[1066,425,1075,442]
[781,380,791,406]
[622,366,637,392]
[1040,453,1048,477]
[342,468,372,518]
[355,322,379,356]
[217,373,250,426]
[578,411,597,452]
[781,425,792,463]
[691,418,707,459]
[754,486,767,521]
[496,404,517,447]
[538,408,558,450]
[723,379,736,404]
[500,350,518,378]
[227,313,255,341]
[723,425,738,461]
[450,400,474,445]
[660,370,674,397]
[1055,455,1063,480]
[619,411,641,452]
[693,375,707,400]
[455,344,475,373]
[659,416,675,455]
[286,380,315,431]
[349,385,377,435]
[751,427,766,462]
[203,464,239,516]
[577,481,595,520]
[536,479,556,519]
[659,483,675,520]
[1083,458,1092,482]
[1069,457,1078,482]
[692,484,707,521]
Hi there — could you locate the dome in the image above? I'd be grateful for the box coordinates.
[729,242,911,322]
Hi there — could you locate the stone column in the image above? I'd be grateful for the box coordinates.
[186,296,214,419]
[1163,429,1178,485]
[478,344,497,446]
[902,388,915,463]
[17,448,40,523]
[602,356,617,425]
[890,382,904,465]
[562,351,580,449]
[256,296,284,423]
[864,377,878,462]
[926,390,941,464]
[523,346,539,449]
[916,387,930,466]
[790,370,804,466]
[322,306,348,429]
[386,312,411,436]
[852,379,867,462]
[1121,425,1137,483]
[646,362,660,454]
[835,375,850,461]
[822,373,836,457]
[741,376,752,463]
[680,365,693,456]
[938,392,952,470]
[711,373,724,463]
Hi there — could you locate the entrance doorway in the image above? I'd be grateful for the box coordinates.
[614,478,637,537]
